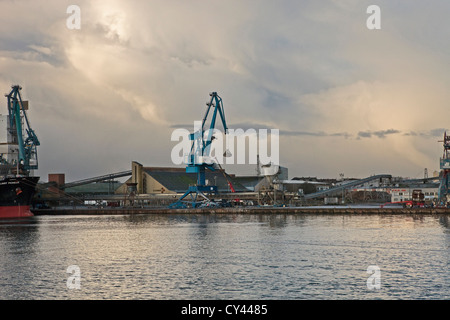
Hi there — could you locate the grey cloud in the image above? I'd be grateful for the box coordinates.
[281,130,351,139]
[357,129,401,139]
[373,129,401,138]
[404,128,446,138]
[2,0,450,180]
[428,128,445,137]
[170,122,353,139]
[170,124,195,129]
[169,122,353,140]
[170,122,269,130]
[357,131,372,139]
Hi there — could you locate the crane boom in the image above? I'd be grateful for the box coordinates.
[5,85,40,172]
[169,92,229,208]
[186,92,228,186]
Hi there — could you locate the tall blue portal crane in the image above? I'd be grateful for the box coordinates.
[169,92,228,208]
[438,131,450,206]
[5,85,40,173]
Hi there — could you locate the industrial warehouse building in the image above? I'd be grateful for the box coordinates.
[43,161,278,199]
[42,160,441,207]
[115,161,251,195]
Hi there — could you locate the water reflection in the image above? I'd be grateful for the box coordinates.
[0,217,40,252]
[0,213,449,300]
[439,215,450,230]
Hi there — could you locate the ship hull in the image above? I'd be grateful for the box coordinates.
[0,176,39,219]
[0,205,33,218]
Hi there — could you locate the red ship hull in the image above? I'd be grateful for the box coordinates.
[0,176,39,219]
[0,205,33,218]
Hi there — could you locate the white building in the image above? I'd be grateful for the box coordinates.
[390,187,439,203]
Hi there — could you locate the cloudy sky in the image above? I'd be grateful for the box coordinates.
[1,0,450,182]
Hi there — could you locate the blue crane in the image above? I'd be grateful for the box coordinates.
[5,85,40,172]
[438,131,450,206]
[169,92,228,208]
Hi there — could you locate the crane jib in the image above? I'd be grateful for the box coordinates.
[169,92,229,208]
[5,85,40,172]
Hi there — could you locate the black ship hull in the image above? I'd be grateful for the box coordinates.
[0,176,39,218]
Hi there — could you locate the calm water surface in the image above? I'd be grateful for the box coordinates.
[0,213,449,300]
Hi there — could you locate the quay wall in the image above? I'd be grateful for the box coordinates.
[32,207,450,216]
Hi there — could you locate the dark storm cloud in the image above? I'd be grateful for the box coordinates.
[2,0,450,179]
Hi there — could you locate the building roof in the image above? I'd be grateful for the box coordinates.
[65,181,123,194]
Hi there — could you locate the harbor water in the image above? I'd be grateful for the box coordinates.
[0,213,449,300]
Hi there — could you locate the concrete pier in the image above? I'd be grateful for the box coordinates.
[32,206,450,216]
